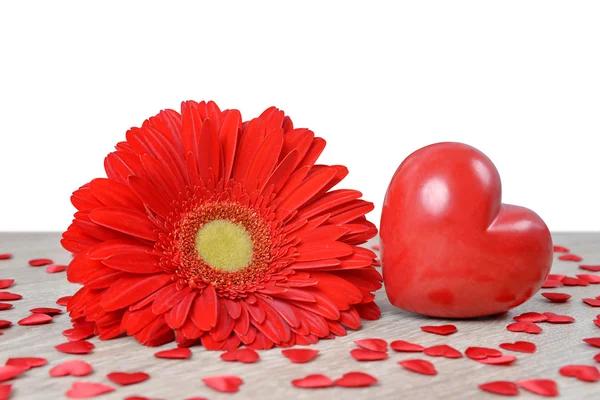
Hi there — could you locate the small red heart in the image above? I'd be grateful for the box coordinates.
[202,375,244,393]
[334,372,378,387]
[0,384,12,400]
[154,347,192,359]
[478,355,517,365]
[577,274,600,284]
[398,359,437,376]
[28,258,53,267]
[0,303,13,311]
[354,338,388,352]
[30,307,62,315]
[220,348,259,363]
[583,299,600,307]
[49,360,93,377]
[553,246,569,253]
[63,327,95,342]
[421,324,457,335]
[558,254,582,262]
[0,292,22,301]
[465,347,502,360]
[18,313,53,326]
[563,277,589,286]
[506,321,542,334]
[584,338,600,348]
[424,344,462,358]
[541,279,562,288]
[46,264,68,273]
[0,280,14,290]
[390,340,424,353]
[580,265,600,272]
[516,379,559,397]
[0,320,11,329]
[291,374,333,389]
[0,254,12,260]
[350,348,388,361]
[594,353,600,363]
[381,143,552,318]
[479,381,519,396]
[543,312,574,324]
[6,357,47,370]
[559,365,600,382]
[499,341,536,354]
[56,296,73,306]
[513,312,547,323]
[66,382,114,398]
[281,349,319,363]
[55,340,95,354]
[541,292,571,303]
[107,371,150,386]
[0,365,26,383]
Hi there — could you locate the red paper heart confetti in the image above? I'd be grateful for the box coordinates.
[63,327,95,342]
[354,338,388,352]
[371,244,380,251]
[516,379,558,397]
[6,357,47,370]
[541,279,562,288]
[220,348,260,363]
[390,340,424,352]
[18,313,53,326]
[0,320,11,329]
[350,348,389,361]
[479,381,519,396]
[421,324,457,335]
[154,347,191,359]
[46,264,67,273]
[465,347,502,360]
[562,277,589,286]
[202,375,244,393]
[0,292,22,301]
[559,365,600,382]
[55,340,95,354]
[542,312,575,324]
[281,349,319,363]
[580,265,600,272]
[56,296,73,306]
[499,341,536,353]
[334,372,378,387]
[577,274,600,284]
[0,303,13,311]
[28,258,53,267]
[107,371,150,386]
[594,353,600,363]
[553,246,569,253]
[0,280,14,290]
[398,359,437,376]
[50,360,93,377]
[291,374,334,389]
[506,321,542,334]
[478,355,517,365]
[66,382,115,398]
[30,307,62,315]
[0,366,25,383]
[559,254,582,262]
[541,292,571,303]
[0,384,11,400]
[0,254,13,260]
[583,298,600,307]
[424,345,462,358]
[513,312,547,323]
[584,338,600,348]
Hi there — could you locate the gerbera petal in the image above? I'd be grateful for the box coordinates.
[198,118,220,182]
[102,252,162,274]
[298,137,326,168]
[90,208,158,241]
[246,128,284,189]
[190,285,218,331]
[180,100,204,164]
[279,167,338,212]
[219,109,241,181]
[88,239,154,260]
[280,128,314,165]
[294,241,354,262]
[232,118,265,181]
[223,298,242,320]
[100,274,172,312]
[165,290,197,329]
[210,300,235,342]
[233,305,250,336]
[128,176,172,219]
[152,284,192,314]
[71,187,104,211]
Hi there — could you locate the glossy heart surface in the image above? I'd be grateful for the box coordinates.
[380,142,552,318]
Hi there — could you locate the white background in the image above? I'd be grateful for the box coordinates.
[1,1,598,231]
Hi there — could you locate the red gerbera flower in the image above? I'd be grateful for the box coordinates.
[61,101,381,350]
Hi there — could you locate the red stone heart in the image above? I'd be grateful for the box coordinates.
[380,143,552,318]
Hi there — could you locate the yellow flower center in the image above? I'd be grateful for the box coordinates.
[195,219,253,272]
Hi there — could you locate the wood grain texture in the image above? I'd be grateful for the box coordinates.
[0,232,599,399]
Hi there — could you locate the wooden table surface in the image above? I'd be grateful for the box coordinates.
[1,232,599,399]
